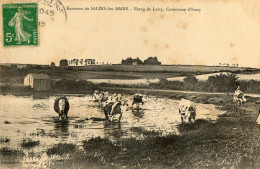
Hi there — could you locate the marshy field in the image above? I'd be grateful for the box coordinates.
[0,92,259,169]
[0,64,257,84]
[0,64,260,168]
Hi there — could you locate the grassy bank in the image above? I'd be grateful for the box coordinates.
[52,79,99,93]
[0,85,33,94]
[0,79,99,95]
[98,73,260,94]
[48,119,260,168]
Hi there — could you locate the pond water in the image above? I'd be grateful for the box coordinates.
[88,78,160,85]
[87,73,260,85]
[0,94,225,168]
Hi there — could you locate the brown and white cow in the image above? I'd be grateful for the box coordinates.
[178,98,196,123]
[103,100,128,122]
[54,97,70,121]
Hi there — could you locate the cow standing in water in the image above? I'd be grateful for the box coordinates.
[93,90,100,101]
[132,94,144,110]
[103,94,128,122]
[94,91,109,106]
[100,91,109,104]
[54,97,70,121]
[178,98,196,123]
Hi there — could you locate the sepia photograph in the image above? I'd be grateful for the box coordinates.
[0,0,259,168]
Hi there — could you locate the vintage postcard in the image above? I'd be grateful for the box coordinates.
[0,0,259,168]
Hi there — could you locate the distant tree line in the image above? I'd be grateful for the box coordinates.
[68,59,96,66]
[0,64,43,71]
[58,59,109,67]
[58,56,161,66]
[121,57,161,65]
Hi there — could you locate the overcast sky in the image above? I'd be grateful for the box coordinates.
[0,0,259,68]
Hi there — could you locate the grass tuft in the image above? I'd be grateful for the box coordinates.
[0,137,10,143]
[21,138,40,149]
[46,143,76,156]
[0,147,24,157]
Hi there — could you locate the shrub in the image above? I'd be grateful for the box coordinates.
[0,85,32,93]
[46,143,76,156]
[239,80,260,94]
[184,76,198,84]
[207,73,238,92]
[183,76,198,91]
[21,139,40,149]
[0,147,24,157]
[52,79,99,92]
[149,79,184,90]
[0,138,10,143]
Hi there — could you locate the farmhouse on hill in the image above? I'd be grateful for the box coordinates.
[24,73,51,91]
[121,57,161,65]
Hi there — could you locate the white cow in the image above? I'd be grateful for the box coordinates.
[233,95,247,106]
[233,88,247,106]
[178,98,196,123]
[93,90,100,101]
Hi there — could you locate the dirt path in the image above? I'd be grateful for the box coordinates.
[102,87,260,98]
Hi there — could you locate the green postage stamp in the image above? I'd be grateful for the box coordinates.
[2,3,38,46]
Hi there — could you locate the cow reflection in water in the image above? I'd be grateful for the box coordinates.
[132,109,145,118]
[103,122,123,139]
[53,120,70,139]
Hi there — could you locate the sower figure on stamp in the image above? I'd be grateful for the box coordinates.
[9,6,33,44]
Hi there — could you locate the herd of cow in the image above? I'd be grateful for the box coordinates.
[53,87,248,123]
[53,91,146,122]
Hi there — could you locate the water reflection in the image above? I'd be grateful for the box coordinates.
[0,94,227,168]
[132,109,145,118]
[103,122,123,140]
[0,94,226,147]
[53,120,69,135]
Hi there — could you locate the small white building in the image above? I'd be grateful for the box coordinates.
[24,73,51,91]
